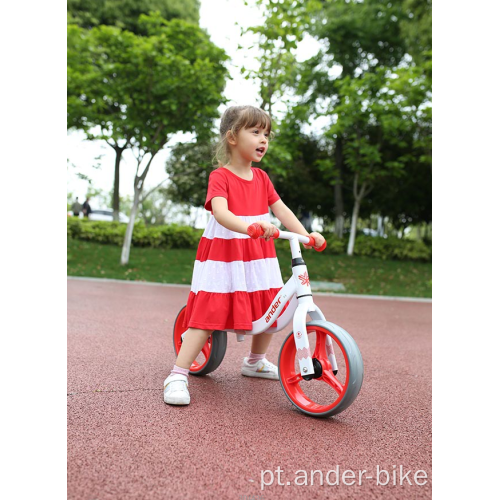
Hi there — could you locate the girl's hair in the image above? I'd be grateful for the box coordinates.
[213,105,275,167]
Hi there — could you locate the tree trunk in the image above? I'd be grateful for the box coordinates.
[120,186,140,265]
[377,215,384,236]
[347,175,368,257]
[112,147,124,222]
[347,197,361,256]
[334,136,344,238]
[120,149,160,265]
[334,182,344,238]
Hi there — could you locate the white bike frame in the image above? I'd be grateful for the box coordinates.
[182,230,339,378]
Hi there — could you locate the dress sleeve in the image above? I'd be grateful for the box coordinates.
[265,171,280,206]
[204,169,229,212]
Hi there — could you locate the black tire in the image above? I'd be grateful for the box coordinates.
[172,305,227,376]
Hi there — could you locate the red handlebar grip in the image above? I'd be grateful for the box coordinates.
[247,222,263,239]
[313,240,327,252]
[304,235,327,252]
[247,222,280,240]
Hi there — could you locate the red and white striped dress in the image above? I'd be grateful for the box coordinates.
[182,166,289,331]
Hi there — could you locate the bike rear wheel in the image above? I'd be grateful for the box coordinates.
[278,320,363,418]
[172,305,227,376]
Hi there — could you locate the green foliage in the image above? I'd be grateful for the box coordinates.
[67,0,201,34]
[313,0,408,78]
[165,140,217,207]
[322,235,346,255]
[353,235,431,262]
[270,231,430,262]
[67,16,229,149]
[329,67,425,186]
[283,0,432,237]
[261,115,338,222]
[67,219,432,262]
[241,0,322,113]
[399,0,432,66]
[67,219,202,249]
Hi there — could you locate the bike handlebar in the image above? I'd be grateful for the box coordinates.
[247,222,327,252]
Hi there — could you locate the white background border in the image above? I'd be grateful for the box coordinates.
[3,1,500,498]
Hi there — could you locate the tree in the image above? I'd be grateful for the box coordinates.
[139,187,171,225]
[363,56,432,234]
[329,65,429,254]
[164,139,216,208]
[294,0,411,237]
[68,24,137,221]
[238,0,340,228]
[67,1,201,221]
[240,0,321,116]
[69,14,229,264]
[259,111,339,227]
[67,0,200,33]
[399,0,432,66]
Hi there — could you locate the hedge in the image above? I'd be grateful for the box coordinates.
[67,218,202,249]
[67,218,431,262]
[274,233,430,262]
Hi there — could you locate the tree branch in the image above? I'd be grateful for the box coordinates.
[141,178,169,203]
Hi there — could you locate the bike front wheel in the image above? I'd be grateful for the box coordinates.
[278,320,363,418]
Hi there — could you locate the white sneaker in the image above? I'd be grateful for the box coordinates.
[163,374,190,405]
[241,357,279,380]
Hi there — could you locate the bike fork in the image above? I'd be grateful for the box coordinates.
[293,299,339,377]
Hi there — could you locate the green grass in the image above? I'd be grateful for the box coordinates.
[67,239,432,298]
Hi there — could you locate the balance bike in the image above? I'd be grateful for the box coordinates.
[172,224,364,418]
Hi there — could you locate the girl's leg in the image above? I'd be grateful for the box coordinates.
[242,332,279,379]
[174,328,213,369]
[250,332,274,355]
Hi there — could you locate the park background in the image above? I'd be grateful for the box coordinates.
[66,0,432,299]
[5,1,500,498]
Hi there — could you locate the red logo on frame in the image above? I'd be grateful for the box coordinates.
[298,271,310,286]
[297,331,302,339]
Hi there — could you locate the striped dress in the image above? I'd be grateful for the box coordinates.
[182,166,289,331]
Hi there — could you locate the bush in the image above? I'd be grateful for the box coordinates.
[323,235,345,255]
[67,217,83,239]
[67,219,200,249]
[353,235,431,262]
[67,219,431,261]
[276,231,431,262]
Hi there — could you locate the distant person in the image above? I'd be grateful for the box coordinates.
[82,197,92,218]
[71,197,82,217]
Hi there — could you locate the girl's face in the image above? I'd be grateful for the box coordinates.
[232,126,270,163]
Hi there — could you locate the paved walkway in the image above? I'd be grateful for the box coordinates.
[68,278,432,499]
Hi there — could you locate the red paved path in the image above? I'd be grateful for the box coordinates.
[67,278,432,499]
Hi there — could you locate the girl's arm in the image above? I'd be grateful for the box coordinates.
[270,199,325,249]
[212,197,249,234]
[270,199,309,237]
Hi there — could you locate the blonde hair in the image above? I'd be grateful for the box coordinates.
[213,105,275,167]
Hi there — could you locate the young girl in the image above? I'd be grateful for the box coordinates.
[164,105,326,405]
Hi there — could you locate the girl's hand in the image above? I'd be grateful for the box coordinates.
[256,220,279,241]
[303,232,326,250]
